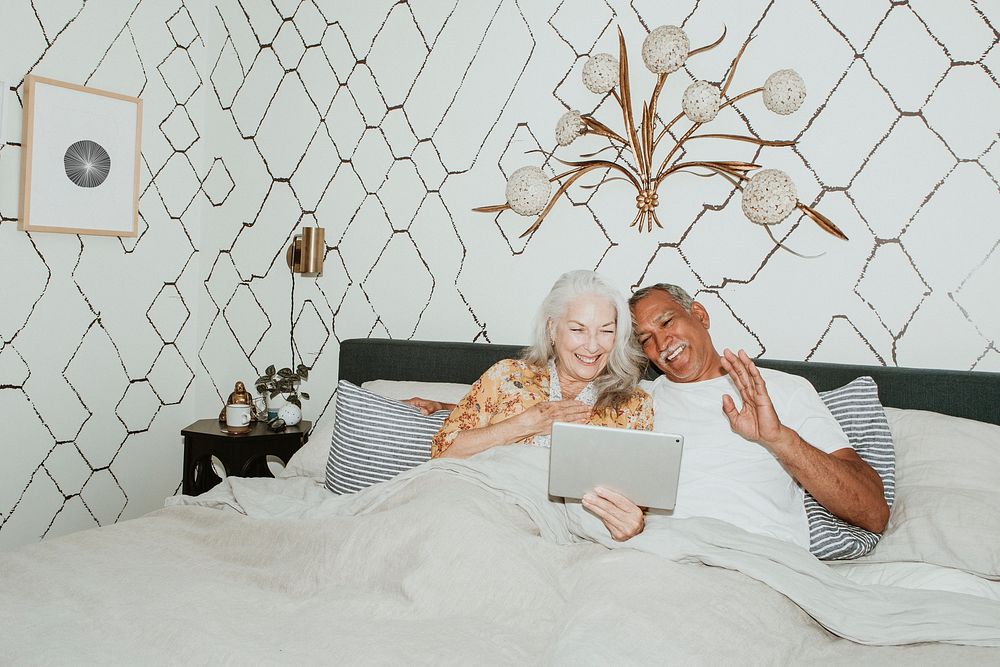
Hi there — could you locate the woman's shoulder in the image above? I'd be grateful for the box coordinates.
[616,386,654,419]
[602,386,654,429]
[623,385,652,404]
[592,385,652,417]
[485,358,544,372]
[483,358,546,380]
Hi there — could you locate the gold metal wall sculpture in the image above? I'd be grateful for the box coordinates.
[475,26,847,246]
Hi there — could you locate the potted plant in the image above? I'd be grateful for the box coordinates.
[255,363,310,425]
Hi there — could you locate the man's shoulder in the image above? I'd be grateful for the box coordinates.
[641,375,733,409]
[759,367,850,452]
[640,368,813,393]
[757,366,803,381]
[640,374,686,396]
[758,367,816,394]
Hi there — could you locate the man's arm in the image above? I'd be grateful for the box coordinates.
[762,430,888,532]
[720,349,889,533]
[402,397,456,415]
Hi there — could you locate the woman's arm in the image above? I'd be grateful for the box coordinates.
[426,359,593,458]
[440,400,593,459]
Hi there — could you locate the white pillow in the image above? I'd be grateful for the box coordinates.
[278,403,336,480]
[361,380,472,404]
[279,381,471,480]
[856,408,1000,579]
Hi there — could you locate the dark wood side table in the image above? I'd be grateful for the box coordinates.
[181,419,311,496]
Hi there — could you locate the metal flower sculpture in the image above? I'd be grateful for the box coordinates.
[474,26,847,244]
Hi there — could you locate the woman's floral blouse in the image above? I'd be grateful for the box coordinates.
[430,358,653,457]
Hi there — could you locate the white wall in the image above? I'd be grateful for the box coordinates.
[1,0,997,550]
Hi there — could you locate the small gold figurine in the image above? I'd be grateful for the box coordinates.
[219,381,259,422]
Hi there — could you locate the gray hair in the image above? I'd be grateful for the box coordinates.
[628,283,694,312]
[523,270,646,410]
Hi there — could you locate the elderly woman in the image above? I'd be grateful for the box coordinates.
[408,270,653,540]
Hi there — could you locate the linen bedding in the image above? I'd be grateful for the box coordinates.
[3,340,1000,664]
[176,445,1000,641]
[5,434,1000,665]
[3,448,998,664]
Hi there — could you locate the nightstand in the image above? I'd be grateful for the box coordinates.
[181,419,311,496]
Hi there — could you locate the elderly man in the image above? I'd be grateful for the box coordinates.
[582,283,889,546]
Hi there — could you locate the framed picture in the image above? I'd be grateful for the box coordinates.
[18,75,142,237]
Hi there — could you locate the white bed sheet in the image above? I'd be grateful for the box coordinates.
[831,561,1000,602]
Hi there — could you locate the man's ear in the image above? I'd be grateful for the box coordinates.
[690,301,710,329]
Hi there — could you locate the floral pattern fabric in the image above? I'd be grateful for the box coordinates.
[530,358,599,447]
[430,358,654,458]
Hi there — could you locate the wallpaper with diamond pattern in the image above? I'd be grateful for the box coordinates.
[0,0,997,550]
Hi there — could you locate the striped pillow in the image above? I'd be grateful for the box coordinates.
[807,376,895,560]
[325,380,450,494]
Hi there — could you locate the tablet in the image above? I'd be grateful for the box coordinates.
[548,422,684,510]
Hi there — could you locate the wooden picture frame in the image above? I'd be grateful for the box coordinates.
[18,75,142,237]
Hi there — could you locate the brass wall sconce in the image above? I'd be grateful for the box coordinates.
[286,227,325,275]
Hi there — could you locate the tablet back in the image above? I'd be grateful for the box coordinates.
[548,422,684,510]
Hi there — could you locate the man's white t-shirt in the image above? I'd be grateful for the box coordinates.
[641,369,849,549]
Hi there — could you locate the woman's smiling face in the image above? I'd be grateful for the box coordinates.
[551,293,617,384]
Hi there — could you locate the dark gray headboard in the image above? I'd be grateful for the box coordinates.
[339,338,1000,426]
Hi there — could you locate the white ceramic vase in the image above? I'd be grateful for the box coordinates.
[277,403,302,426]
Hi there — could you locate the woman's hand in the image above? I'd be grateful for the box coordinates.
[506,400,592,439]
[438,400,592,459]
[402,397,456,415]
[582,487,646,541]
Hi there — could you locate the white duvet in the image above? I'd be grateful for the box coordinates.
[3,445,1000,664]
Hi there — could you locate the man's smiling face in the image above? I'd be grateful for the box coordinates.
[630,290,724,383]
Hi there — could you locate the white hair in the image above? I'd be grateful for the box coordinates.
[628,283,694,311]
[523,270,646,410]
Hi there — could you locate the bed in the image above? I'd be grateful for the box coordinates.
[337,338,1000,425]
[2,337,1000,664]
